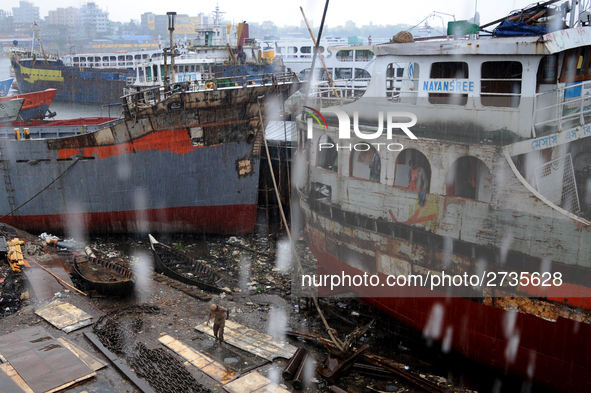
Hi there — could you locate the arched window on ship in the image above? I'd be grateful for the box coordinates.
[394,149,430,192]
[445,156,492,202]
[350,143,381,182]
[317,135,338,172]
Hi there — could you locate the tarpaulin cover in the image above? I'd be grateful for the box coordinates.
[494,19,548,36]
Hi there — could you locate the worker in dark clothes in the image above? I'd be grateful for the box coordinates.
[207,303,229,348]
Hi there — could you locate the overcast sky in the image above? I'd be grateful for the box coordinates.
[3,0,549,28]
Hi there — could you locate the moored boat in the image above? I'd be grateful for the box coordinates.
[148,234,227,294]
[296,1,591,391]
[0,98,24,122]
[0,89,57,120]
[72,255,135,296]
[0,77,13,97]
[0,71,300,235]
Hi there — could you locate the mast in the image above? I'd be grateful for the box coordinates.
[166,12,176,87]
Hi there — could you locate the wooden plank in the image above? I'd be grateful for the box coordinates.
[0,327,95,393]
[35,302,92,332]
[194,320,297,361]
[84,332,155,393]
[57,338,108,371]
[158,335,239,385]
[0,364,31,393]
[224,372,289,393]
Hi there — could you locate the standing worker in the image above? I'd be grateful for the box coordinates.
[207,303,230,348]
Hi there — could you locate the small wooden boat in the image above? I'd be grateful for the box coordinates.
[148,234,228,294]
[72,255,136,296]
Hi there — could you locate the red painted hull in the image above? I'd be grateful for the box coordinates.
[2,204,257,235]
[308,241,591,392]
[0,89,56,120]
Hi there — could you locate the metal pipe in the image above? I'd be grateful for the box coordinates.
[292,353,309,390]
[282,347,307,380]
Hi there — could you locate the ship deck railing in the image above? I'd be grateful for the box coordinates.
[307,78,372,106]
[121,71,298,117]
[532,83,591,137]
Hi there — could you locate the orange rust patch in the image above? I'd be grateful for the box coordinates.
[57,129,194,159]
[58,148,79,159]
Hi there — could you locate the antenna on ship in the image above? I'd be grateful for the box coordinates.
[165,11,176,88]
[213,4,225,26]
[30,21,48,64]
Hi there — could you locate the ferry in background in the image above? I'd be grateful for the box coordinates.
[297,1,591,391]
[8,7,281,105]
[262,35,402,95]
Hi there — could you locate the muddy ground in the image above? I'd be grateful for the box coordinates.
[0,228,547,393]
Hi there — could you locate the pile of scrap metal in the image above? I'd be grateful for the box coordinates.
[286,320,447,393]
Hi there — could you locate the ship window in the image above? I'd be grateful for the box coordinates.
[560,47,591,83]
[537,55,558,86]
[355,50,373,61]
[301,46,311,53]
[428,62,469,105]
[317,135,338,172]
[394,149,430,192]
[337,50,353,61]
[335,68,352,79]
[481,61,522,108]
[386,63,404,96]
[350,143,381,182]
[299,68,331,81]
[355,68,370,79]
[445,156,492,203]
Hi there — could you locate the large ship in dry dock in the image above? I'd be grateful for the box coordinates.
[296,1,591,391]
[0,71,300,235]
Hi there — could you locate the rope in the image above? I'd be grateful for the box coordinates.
[257,98,345,352]
[0,157,80,220]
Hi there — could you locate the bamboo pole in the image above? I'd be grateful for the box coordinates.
[300,7,340,98]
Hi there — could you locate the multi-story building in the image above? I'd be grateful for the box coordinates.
[0,9,13,33]
[47,7,79,28]
[12,1,39,25]
[79,2,109,35]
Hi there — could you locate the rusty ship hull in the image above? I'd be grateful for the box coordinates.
[0,74,299,235]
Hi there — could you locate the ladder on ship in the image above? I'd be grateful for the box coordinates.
[0,144,17,215]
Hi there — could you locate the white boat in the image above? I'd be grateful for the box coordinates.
[296,1,591,391]
[262,35,402,95]
[0,98,24,122]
